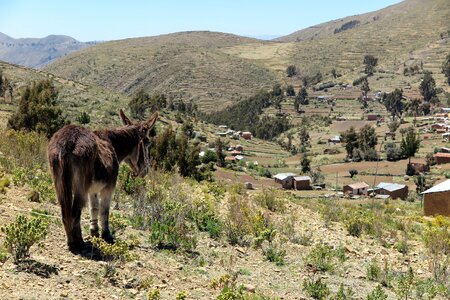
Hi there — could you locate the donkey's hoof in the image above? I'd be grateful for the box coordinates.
[68,240,86,254]
[101,231,114,244]
[90,228,100,238]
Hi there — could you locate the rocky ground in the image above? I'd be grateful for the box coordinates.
[0,184,441,300]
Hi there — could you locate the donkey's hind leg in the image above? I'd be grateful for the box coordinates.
[68,192,87,253]
[89,193,100,237]
[99,187,115,244]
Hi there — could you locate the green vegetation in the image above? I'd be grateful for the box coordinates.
[443,53,450,86]
[363,55,378,76]
[1,214,50,263]
[7,79,67,138]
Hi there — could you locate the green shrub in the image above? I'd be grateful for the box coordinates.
[254,188,285,212]
[333,284,354,300]
[225,194,251,246]
[367,285,387,300]
[306,244,335,272]
[303,277,330,300]
[191,194,222,239]
[262,243,286,266]
[1,214,49,262]
[76,112,91,124]
[147,288,161,300]
[0,176,10,193]
[367,259,381,281]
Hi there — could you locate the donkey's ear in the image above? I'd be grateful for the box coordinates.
[144,111,159,130]
[119,109,133,125]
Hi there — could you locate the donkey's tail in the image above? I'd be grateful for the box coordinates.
[50,151,73,228]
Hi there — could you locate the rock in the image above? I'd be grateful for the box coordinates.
[60,292,68,298]
[27,190,40,203]
[243,284,256,293]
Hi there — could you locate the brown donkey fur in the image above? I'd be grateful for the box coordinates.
[48,110,158,253]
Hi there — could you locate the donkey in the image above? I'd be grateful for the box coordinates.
[48,110,158,253]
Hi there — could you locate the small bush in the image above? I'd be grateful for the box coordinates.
[334,284,354,300]
[303,277,330,300]
[76,112,91,124]
[367,259,381,281]
[147,288,161,300]
[262,242,286,266]
[306,244,335,272]
[1,214,49,262]
[367,285,387,300]
[345,215,365,237]
[254,188,285,212]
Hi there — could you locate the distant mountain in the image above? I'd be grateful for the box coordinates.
[0,33,96,68]
[45,31,277,112]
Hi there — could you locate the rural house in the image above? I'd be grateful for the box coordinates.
[440,147,450,153]
[241,131,252,140]
[375,182,408,200]
[367,114,378,121]
[328,136,341,144]
[343,182,369,196]
[274,173,296,189]
[293,176,311,190]
[422,179,450,216]
[434,153,450,164]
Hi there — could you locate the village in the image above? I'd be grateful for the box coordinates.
[197,96,450,218]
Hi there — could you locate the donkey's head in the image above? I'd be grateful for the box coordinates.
[119,109,159,177]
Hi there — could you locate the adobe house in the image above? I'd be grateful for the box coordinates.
[294,176,312,190]
[343,182,369,196]
[440,147,450,154]
[235,145,244,152]
[328,136,341,144]
[435,153,450,164]
[375,182,408,200]
[274,173,296,189]
[230,150,242,156]
[422,179,450,216]
[367,114,378,121]
[241,131,252,140]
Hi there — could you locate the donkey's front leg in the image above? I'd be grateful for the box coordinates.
[99,187,114,244]
[89,193,100,237]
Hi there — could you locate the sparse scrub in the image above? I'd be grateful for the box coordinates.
[302,276,330,300]
[1,214,50,263]
[367,285,388,300]
[254,188,285,212]
[305,244,335,272]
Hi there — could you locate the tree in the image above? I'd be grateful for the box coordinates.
[361,77,370,99]
[214,138,225,167]
[363,55,378,76]
[298,126,310,149]
[272,83,283,97]
[387,120,400,134]
[358,124,377,151]
[129,90,167,119]
[349,169,358,178]
[286,85,295,97]
[300,155,311,173]
[342,126,359,159]
[331,68,337,79]
[295,87,309,110]
[420,71,437,103]
[401,128,421,174]
[408,98,421,126]
[7,79,66,138]
[443,53,450,86]
[382,89,404,120]
[286,65,298,77]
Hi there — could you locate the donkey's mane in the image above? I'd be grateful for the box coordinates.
[94,125,141,162]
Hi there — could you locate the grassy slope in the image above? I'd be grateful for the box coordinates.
[224,0,450,91]
[0,60,131,127]
[45,31,278,112]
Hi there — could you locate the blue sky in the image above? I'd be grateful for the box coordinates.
[0,0,402,41]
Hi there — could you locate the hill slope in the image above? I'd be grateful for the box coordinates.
[45,31,277,112]
[0,32,95,69]
[0,60,130,126]
[225,0,450,89]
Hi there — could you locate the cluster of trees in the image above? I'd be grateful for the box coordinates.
[363,55,378,76]
[129,89,199,119]
[0,69,13,102]
[203,89,290,140]
[7,79,67,138]
[341,125,378,161]
[294,87,308,111]
[302,72,323,87]
[444,53,450,86]
[148,126,203,180]
[286,65,298,77]
[334,20,360,34]
[419,71,438,104]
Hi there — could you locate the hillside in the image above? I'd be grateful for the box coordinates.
[45,31,277,112]
[224,0,450,91]
[0,60,130,126]
[0,32,95,69]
